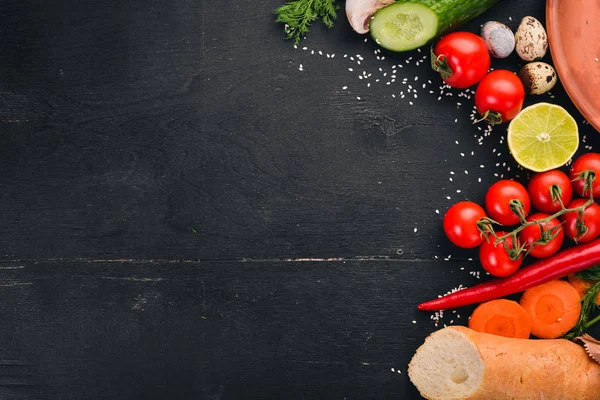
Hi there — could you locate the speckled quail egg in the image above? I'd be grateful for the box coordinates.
[518,62,557,95]
[481,21,515,58]
[514,16,548,61]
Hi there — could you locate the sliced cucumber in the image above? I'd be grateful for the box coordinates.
[370,0,500,52]
[370,3,438,52]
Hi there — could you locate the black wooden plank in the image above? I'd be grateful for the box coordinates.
[2,0,598,262]
[0,259,487,399]
[0,259,596,399]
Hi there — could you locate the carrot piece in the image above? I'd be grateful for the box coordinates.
[468,299,531,339]
[567,274,600,305]
[519,280,581,339]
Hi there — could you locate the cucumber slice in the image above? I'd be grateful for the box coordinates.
[370,3,438,52]
[370,0,500,53]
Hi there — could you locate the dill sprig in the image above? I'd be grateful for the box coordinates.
[564,280,600,340]
[275,0,339,45]
[575,265,600,281]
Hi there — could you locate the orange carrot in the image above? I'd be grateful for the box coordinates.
[468,299,531,339]
[567,274,600,305]
[519,280,581,339]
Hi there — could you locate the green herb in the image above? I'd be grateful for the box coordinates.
[564,281,600,340]
[275,0,339,45]
[575,265,600,281]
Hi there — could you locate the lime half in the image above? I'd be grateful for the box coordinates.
[507,103,579,172]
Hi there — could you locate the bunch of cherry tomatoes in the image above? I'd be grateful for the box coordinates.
[432,32,524,125]
[443,153,600,277]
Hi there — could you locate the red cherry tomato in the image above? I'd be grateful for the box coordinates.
[475,70,525,125]
[560,198,600,243]
[432,32,491,89]
[569,153,600,198]
[479,232,523,277]
[485,180,531,226]
[527,170,573,214]
[443,201,487,248]
[517,213,564,259]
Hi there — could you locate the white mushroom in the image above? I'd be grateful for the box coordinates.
[346,0,395,34]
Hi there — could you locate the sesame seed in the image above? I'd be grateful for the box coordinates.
[435,209,440,214]
[356,96,361,100]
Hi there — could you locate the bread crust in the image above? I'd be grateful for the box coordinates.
[409,326,600,400]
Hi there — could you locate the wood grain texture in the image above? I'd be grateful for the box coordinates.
[0,0,599,398]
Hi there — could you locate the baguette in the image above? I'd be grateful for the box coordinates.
[408,326,600,400]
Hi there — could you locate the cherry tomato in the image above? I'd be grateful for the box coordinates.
[527,170,573,214]
[517,213,564,259]
[485,180,531,226]
[569,153,600,198]
[443,201,487,248]
[479,232,523,277]
[432,32,491,89]
[560,198,600,243]
[475,70,525,125]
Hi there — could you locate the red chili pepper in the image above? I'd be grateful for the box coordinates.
[418,238,600,311]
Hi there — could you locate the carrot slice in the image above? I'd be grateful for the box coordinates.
[519,280,581,339]
[468,299,531,339]
[567,274,600,305]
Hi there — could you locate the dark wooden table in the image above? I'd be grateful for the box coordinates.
[1,0,599,399]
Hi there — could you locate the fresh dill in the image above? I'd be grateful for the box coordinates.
[575,265,600,281]
[275,0,340,45]
[564,280,600,340]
